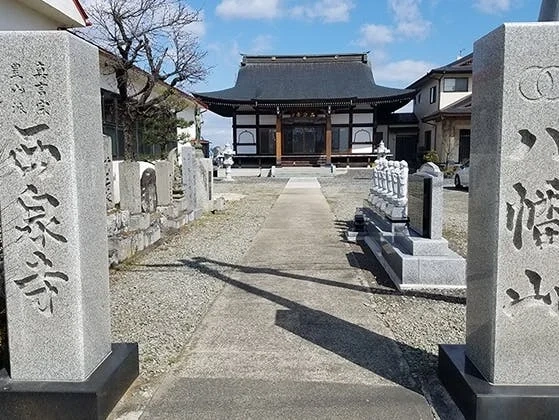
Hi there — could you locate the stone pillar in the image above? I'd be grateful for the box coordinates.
[0,32,111,382]
[467,22,559,385]
[325,114,332,165]
[180,143,197,211]
[275,114,282,166]
[439,22,559,419]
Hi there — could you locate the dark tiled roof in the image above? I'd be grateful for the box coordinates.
[194,54,415,117]
[407,53,473,89]
[422,94,472,122]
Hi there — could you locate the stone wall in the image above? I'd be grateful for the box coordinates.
[106,151,216,266]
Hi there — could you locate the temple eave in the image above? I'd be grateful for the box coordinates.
[196,95,413,117]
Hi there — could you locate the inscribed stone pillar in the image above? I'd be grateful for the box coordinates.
[0,32,111,381]
[180,144,197,211]
[103,134,114,209]
[466,23,559,385]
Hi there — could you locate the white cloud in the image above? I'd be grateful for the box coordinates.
[473,0,512,14]
[357,24,394,46]
[373,59,435,86]
[216,0,281,19]
[249,35,274,54]
[290,0,354,23]
[389,0,431,40]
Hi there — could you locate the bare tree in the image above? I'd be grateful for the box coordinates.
[78,0,208,160]
[441,120,458,169]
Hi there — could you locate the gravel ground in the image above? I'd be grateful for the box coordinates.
[108,177,287,419]
[319,169,467,420]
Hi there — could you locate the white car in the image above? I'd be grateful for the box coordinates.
[454,160,470,188]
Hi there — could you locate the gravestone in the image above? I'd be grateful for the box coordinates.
[439,21,559,419]
[155,160,173,207]
[140,167,157,213]
[407,162,443,239]
[180,143,197,212]
[0,31,137,418]
[119,161,142,214]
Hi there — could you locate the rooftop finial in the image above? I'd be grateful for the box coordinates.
[539,0,559,21]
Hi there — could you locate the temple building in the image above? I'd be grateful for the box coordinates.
[194,53,418,166]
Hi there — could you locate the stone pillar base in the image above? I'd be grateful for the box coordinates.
[439,344,559,420]
[0,343,139,420]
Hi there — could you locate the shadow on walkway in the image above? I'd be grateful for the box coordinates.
[139,257,440,396]
[131,255,465,305]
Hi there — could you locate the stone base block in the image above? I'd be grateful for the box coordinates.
[345,230,368,242]
[396,235,451,256]
[0,343,138,420]
[212,196,226,212]
[129,213,151,231]
[174,197,189,212]
[363,233,465,289]
[439,344,559,420]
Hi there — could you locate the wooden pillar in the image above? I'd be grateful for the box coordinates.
[275,113,282,166]
[325,114,332,165]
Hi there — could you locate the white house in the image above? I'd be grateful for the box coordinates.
[408,54,472,164]
[98,49,204,159]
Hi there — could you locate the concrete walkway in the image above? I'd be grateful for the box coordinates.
[142,178,433,419]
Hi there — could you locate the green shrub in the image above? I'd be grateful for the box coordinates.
[423,150,440,163]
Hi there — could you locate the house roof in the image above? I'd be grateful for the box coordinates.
[93,46,206,110]
[381,112,419,125]
[17,0,90,27]
[407,53,472,89]
[194,53,415,117]
[422,94,472,122]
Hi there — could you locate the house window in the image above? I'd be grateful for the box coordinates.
[443,77,469,92]
[424,130,432,150]
[429,86,437,104]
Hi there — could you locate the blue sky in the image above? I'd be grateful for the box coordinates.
[183,0,539,145]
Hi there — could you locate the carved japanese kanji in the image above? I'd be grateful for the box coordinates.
[14,251,68,316]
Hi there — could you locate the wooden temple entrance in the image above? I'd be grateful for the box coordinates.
[277,113,330,166]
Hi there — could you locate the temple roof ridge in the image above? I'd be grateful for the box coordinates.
[241,53,369,65]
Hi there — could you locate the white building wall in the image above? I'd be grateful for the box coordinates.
[414,80,440,119]
[177,107,197,141]
[439,75,472,109]
[0,0,58,29]
[259,115,276,125]
[331,113,349,125]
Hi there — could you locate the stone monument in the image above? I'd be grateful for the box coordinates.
[0,31,138,418]
[439,9,559,419]
[359,162,465,289]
